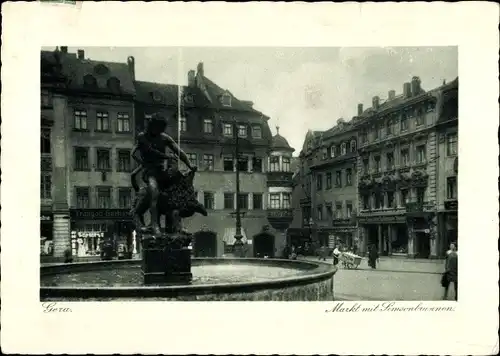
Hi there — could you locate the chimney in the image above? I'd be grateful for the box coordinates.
[77,49,85,60]
[60,46,68,54]
[357,103,363,116]
[388,90,396,100]
[127,56,135,81]
[403,82,412,98]
[411,76,421,96]
[197,62,204,77]
[372,96,380,110]
[187,70,196,87]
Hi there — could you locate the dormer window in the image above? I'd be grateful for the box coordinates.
[83,74,97,88]
[94,64,109,76]
[221,93,232,107]
[107,77,121,93]
[252,125,262,139]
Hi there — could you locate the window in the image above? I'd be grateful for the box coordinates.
[386,152,394,170]
[118,188,132,208]
[223,123,233,136]
[223,156,234,172]
[400,189,409,205]
[416,109,425,126]
[363,158,369,174]
[270,156,280,172]
[322,148,328,160]
[386,120,393,135]
[117,113,131,133]
[74,110,88,130]
[252,157,262,172]
[335,145,341,156]
[326,204,333,219]
[335,171,342,187]
[187,153,198,168]
[416,187,426,204]
[74,147,89,171]
[238,125,247,138]
[41,174,52,199]
[374,192,382,209]
[416,145,426,164]
[387,191,395,208]
[253,193,263,210]
[237,156,249,172]
[374,125,379,140]
[96,149,111,171]
[346,202,353,218]
[330,145,336,158]
[335,203,343,219]
[341,142,347,155]
[204,192,215,210]
[97,187,112,209]
[203,119,214,134]
[118,149,131,172]
[203,154,214,171]
[400,149,409,167]
[346,169,352,186]
[76,187,90,208]
[252,125,262,139]
[179,117,187,132]
[400,114,408,131]
[447,133,458,156]
[96,111,110,131]
[447,177,457,200]
[282,193,291,209]
[363,195,370,210]
[224,193,234,209]
[361,131,368,144]
[426,101,435,112]
[316,174,323,190]
[282,157,291,172]
[270,193,281,209]
[350,140,357,152]
[326,173,332,189]
[41,91,52,108]
[221,94,232,107]
[317,205,323,221]
[41,128,51,154]
[374,156,381,172]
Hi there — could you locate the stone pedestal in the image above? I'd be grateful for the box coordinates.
[141,232,193,285]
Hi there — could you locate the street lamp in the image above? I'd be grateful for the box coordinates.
[232,118,244,257]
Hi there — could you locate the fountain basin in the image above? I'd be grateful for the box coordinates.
[40,258,337,301]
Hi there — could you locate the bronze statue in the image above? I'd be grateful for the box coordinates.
[130,114,207,236]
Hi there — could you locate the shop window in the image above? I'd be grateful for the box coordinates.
[224,193,234,209]
[204,192,215,210]
[252,193,263,210]
[270,193,280,209]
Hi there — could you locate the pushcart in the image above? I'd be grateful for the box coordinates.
[338,252,362,269]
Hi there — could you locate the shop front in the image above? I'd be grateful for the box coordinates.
[358,214,407,256]
[69,209,134,257]
[40,211,54,256]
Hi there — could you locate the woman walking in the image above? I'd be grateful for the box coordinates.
[368,244,379,269]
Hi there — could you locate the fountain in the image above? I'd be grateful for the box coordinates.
[40,114,337,301]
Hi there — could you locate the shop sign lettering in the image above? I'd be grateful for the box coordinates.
[70,209,132,220]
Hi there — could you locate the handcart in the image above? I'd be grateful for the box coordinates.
[338,252,362,269]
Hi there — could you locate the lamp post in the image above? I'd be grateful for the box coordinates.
[232,118,244,257]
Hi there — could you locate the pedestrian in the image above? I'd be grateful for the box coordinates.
[442,242,458,301]
[332,244,340,266]
[368,244,379,269]
[352,242,358,255]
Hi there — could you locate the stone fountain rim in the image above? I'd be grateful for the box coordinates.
[40,258,337,299]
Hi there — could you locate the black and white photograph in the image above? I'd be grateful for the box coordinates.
[39,46,458,302]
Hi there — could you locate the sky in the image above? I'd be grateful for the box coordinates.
[55,46,458,155]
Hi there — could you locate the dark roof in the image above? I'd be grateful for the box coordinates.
[45,50,136,95]
[134,81,211,108]
[271,134,294,151]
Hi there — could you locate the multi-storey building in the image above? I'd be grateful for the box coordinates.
[435,79,458,255]
[40,47,137,258]
[356,76,458,258]
[306,119,359,249]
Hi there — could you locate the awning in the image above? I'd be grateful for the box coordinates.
[222,227,248,245]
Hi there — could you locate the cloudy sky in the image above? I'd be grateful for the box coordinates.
[58,46,457,154]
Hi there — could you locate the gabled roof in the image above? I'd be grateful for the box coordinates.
[134,81,211,108]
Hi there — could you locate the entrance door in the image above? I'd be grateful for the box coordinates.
[254,232,275,258]
[193,231,217,257]
[416,232,430,258]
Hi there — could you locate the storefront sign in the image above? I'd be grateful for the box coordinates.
[40,213,53,222]
[77,231,105,238]
[444,200,458,211]
[70,209,132,220]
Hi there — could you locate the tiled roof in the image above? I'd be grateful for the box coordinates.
[134,81,211,108]
[48,50,136,95]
